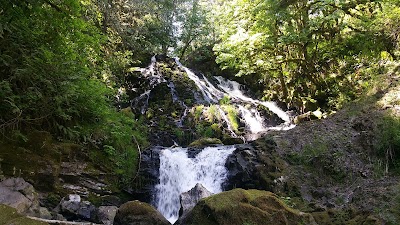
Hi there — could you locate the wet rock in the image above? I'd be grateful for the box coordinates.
[128,147,162,203]
[95,206,118,225]
[179,183,213,217]
[114,200,170,225]
[221,137,245,145]
[223,144,262,190]
[186,148,203,158]
[175,189,316,225]
[58,194,96,221]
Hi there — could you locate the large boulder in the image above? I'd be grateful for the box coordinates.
[175,188,316,225]
[0,177,43,216]
[114,200,171,225]
[179,183,213,216]
[0,182,33,214]
[0,177,53,220]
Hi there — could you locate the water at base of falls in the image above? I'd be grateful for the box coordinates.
[155,145,235,224]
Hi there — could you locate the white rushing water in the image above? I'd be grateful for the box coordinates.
[174,59,294,135]
[134,56,294,138]
[155,145,235,223]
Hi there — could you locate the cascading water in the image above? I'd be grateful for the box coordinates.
[155,145,235,223]
[175,58,224,104]
[132,56,294,137]
[130,57,296,224]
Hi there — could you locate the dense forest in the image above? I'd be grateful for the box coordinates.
[1,1,400,223]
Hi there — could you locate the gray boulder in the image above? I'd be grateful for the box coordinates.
[0,177,39,214]
[95,206,118,225]
[58,194,96,221]
[179,183,212,216]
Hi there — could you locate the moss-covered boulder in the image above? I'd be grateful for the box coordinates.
[114,200,170,225]
[188,138,223,147]
[0,204,48,225]
[176,188,316,225]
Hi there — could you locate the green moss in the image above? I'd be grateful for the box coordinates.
[185,189,315,225]
[221,105,239,132]
[0,204,48,225]
[219,95,231,105]
[189,138,222,147]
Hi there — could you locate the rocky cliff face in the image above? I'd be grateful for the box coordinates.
[220,87,400,224]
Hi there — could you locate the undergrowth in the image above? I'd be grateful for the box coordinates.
[376,116,400,174]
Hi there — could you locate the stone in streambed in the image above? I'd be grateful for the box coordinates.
[114,200,170,225]
[179,183,213,217]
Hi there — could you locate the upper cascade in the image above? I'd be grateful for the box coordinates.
[123,55,294,145]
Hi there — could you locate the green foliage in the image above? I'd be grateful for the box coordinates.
[97,0,177,64]
[376,116,400,174]
[222,105,239,132]
[212,0,400,112]
[219,95,230,105]
[0,0,103,133]
[174,0,215,61]
[0,0,148,186]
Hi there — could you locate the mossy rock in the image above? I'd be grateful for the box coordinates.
[189,138,223,147]
[176,188,316,225]
[114,200,170,225]
[221,137,244,145]
[0,204,48,225]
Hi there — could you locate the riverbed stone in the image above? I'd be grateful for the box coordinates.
[179,183,213,217]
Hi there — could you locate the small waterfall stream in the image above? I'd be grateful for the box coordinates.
[130,56,295,223]
[155,145,235,223]
[131,56,294,136]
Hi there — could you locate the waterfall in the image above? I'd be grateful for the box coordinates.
[214,76,291,123]
[175,58,224,103]
[238,105,265,133]
[155,145,235,223]
[132,56,295,139]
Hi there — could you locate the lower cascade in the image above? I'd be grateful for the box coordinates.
[155,145,236,223]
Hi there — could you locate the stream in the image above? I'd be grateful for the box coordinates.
[131,56,294,224]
